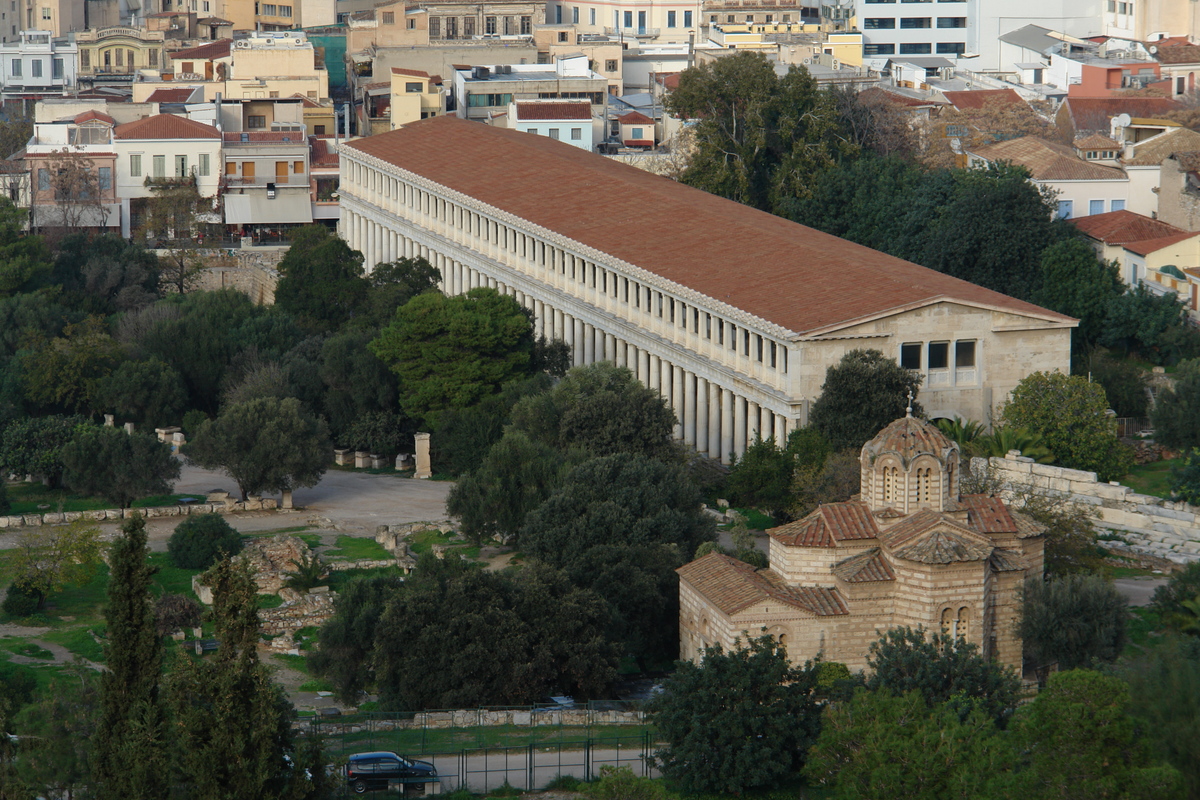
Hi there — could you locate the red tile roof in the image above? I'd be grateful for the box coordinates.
[515,101,591,121]
[345,117,1073,335]
[857,86,942,108]
[881,509,994,564]
[959,494,1018,534]
[1073,133,1119,150]
[941,88,1026,111]
[970,136,1126,181]
[1069,209,1185,245]
[617,110,653,124]
[169,39,231,61]
[831,548,895,583]
[677,553,848,616]
[656,73,680,90]
[1062,97,1181,134]
[1156,44,1200,64]
[392,66,432,78]
[114,113,220,140]
[769,502,879,548]
[146,87,197,103]
[1123,230,1200,255]
[74,109,116,125]
[309,136,339,167]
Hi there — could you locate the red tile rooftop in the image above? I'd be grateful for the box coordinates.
[345,116,1075,337]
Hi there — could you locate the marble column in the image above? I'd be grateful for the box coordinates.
[747,401,760,443]
[734,396,748,459]
[721,388,734,465]
[605,333,617,364]
[695,376,708,454]
[672,364,685,440]
[708,382,721,460]
[774,412,787,445]
[583,324,595,364]
[572,317,584,366]
[683,372,697,448]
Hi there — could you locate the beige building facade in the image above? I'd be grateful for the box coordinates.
[339,117,1074,468]
[678,416,1046,674]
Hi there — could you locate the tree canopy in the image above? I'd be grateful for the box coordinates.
[1020,574,1128,672]
[1003,371,1133,481]
[648,636,823,794]
[1152,358,1200,452]
[60,425,180,508]
[185,396,331,499]
[370,287,536,424]
[809,349,923,452]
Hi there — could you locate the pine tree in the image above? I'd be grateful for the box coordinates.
[167,557,327,800]
[93,512,171,800]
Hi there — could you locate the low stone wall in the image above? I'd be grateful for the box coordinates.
[299,708,646,733]
[978,454,1200,563]
[326,558,405,571]
[0,497,279,529]
[196,248,282,305]
[259,589,337,638]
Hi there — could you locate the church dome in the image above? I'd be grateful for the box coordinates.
[862,415,957,467]
[860,413,960,514]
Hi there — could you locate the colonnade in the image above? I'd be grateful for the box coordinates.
[342,206,795,464]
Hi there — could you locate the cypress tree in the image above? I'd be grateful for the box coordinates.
[94,512,170,800]
[167,557,329,799]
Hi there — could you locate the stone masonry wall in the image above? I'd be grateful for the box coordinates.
[195,248,282,305]
[978,454,1200,563]
[0,497,279,529]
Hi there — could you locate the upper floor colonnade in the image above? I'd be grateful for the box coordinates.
[339,162,798,464]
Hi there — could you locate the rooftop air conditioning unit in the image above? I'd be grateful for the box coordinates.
[293,38,302,45]
[235,39,251,48]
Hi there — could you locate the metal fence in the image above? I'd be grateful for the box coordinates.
[311,705,656,796]
[1115,417,1153,438]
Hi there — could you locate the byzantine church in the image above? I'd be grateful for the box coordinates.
[677,412,1045,673]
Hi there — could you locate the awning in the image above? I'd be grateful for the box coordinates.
[224,192,313,224]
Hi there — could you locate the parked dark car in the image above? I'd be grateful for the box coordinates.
[345,751,437,794]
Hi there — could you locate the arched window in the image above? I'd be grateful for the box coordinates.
[941,608,953,637]
[957,607,970,643]
[918,468,932,504]
[777,634,787,655]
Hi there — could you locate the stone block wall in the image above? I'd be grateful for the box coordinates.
[195,248,282,305]
[0,497,279,529]
[979,454,1200,563]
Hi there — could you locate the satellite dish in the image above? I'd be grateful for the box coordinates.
[1115,113,1132,128]
[1150,45,1158,54]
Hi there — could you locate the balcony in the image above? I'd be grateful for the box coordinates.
[224,175,308,187]
[603,27,660,38]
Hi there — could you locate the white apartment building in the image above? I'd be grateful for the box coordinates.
[548,0,698,44]
[339,116,1076,462]
[858,0,1105,70]
[0,30,76,95]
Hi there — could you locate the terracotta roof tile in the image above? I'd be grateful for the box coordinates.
[941,88,1026,111]
[345,117,1075,335]
[146,87,197,103]
[960,494,1018,534]
[858,87,942,108]
[970,136,1127,181]
[169,39,231,60]
[223,130,305,142]
[989,549,1028,572]
[309,136,339,167]
[832,548,895,582]
[74,109,116,125]
[1070,209,1184,244]
[1125,127,1200,166]
[1073,133,1119,149]
[1064,97,1181,134]
[114,113,220,140]
[677,553,848,616]
[1123,230,1200,255]
[617,110,653,124]
[1156,44,1200,64]
[882,509,994,563]
[392,66,433,78]
[515,101,591,121]
[863,416,957,466]
[769,502,879,548]
[1010,510,1046,539]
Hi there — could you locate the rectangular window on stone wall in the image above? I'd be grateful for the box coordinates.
[900,342,921,370]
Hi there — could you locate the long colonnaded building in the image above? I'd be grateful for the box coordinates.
[338,116,1075,462]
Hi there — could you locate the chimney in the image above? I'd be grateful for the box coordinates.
[214,91,222,132]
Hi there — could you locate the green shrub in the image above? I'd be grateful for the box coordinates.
[167,513,243,569]
[2,581,43,617]
[154,591,203,635]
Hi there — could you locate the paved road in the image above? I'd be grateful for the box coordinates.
[0,461,454,551]
[1114,576,1169,607]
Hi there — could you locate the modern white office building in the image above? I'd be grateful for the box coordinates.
[338,116,1075,461]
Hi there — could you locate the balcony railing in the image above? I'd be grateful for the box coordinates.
[603,27,660,37]
[224,175,308,186]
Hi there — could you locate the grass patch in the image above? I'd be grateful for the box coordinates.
[1,641,55,660]
[324,566,405,594]
[731,508,776,530]
[299,678,334,692]
[41,564,110,623]
[1125,607,1164,655]
[6,483,110,514]
[406,530,480,560]
[132,493,204,508]
[42,626,106,663]
[296,533,322,549]
[273,653,311,674]
[257,594,284,609]
[147,553,204,599]
[325,535,392,561]
[1122,458,1181,501]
